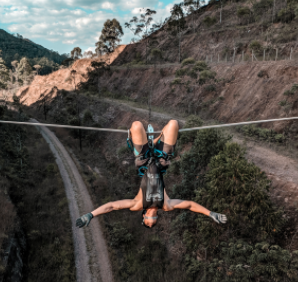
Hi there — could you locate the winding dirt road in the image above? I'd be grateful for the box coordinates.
[31,119,113,282]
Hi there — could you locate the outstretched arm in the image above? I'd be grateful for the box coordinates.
[166,199,227,224]
[91,199,136,217]
[76,199,136,228]
[167,199,211,216]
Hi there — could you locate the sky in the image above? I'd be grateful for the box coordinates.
[0,0,180,56]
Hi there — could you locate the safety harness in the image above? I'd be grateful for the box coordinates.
[127,124,173,177]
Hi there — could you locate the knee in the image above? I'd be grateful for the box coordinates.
[168,120,179,129]
[131,121,144,131]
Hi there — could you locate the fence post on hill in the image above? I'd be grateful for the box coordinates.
[242,51,244,62]
[290,48,293,60]
[252,50,254,62]
[263,49,265,61]
[275,48,278,61]
[218,53,220,63]
[233,47,237,63]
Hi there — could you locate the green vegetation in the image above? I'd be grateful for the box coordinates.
[236,124,286,143]
[199,70,216,84]
[181,57,196,67]
[249,40,263,54]
[192,61,209,72]
[0,29,67,73]
[204,84,216,92]
[0,106,75,281]
[237,6,251,17]
[151,48,163,64]
[203,16,217,27]
[175,68,188,77]
[171,78,182,85]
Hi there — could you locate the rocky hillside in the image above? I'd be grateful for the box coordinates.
[0,29,67,68]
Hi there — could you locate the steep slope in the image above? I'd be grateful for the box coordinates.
[16,45,126,105]
[0,29,66,66]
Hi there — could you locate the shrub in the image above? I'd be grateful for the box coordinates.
[83,110,93,123]
[179,115,203,144]
[175,68,188,77]
[193,61,209,72]
[249,40,263,53]
[187,240,298,281]
[237,7,251,17]
[203,16,217,27]
[187,69,198,79]
[291,84,298,92]
[171,78,182,85]
[181,57,196,67]
[278,8,295,23]
[278,100,288,107]
[253,0,273,16]
[151,48,163,59]
[46,163,56,175]
[199,70,216,81]
[66,105,76,115]
[204,84,216,92]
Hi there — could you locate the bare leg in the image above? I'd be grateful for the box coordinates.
[129,121,147,155]
[154,120,179,155]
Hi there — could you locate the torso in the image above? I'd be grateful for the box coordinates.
[130,188,171,211]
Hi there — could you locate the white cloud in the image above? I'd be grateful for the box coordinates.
[101,1,115,10]
[63,39,77,44]
[0,0,175,53]
[65,32,76,37]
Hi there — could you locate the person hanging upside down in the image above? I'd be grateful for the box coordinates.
[76,120,227,229]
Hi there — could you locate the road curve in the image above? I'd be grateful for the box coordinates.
[31,119,113,282]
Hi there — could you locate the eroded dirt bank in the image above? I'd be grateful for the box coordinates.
[97,61,298,132]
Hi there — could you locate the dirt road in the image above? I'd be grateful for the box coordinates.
[31,119,113,282]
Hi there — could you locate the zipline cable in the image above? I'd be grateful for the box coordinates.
[0,116,297,133]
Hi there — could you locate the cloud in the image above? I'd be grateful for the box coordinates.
[0,0,175,53]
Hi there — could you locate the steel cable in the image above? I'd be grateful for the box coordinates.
[0,116,297,133]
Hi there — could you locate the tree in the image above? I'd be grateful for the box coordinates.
[83,50,94,58]
[33,64,42,75]
[37,92,51,120]
[195,142,285,246]
[95,40,109,57]
[96,19,123,56]
[168,4,187,63]
[184,0,195,29]
[0,57,9,87]
[17,57,32,77]
[70,47,82,60]
[125,8,157,64]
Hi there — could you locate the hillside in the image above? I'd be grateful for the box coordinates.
[10,0,298,280]
[0,29,67,69]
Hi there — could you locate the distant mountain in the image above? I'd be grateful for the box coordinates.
[0,29,67,70]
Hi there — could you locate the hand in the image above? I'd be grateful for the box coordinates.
[209,211,227,224]
[76,213,93,228]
